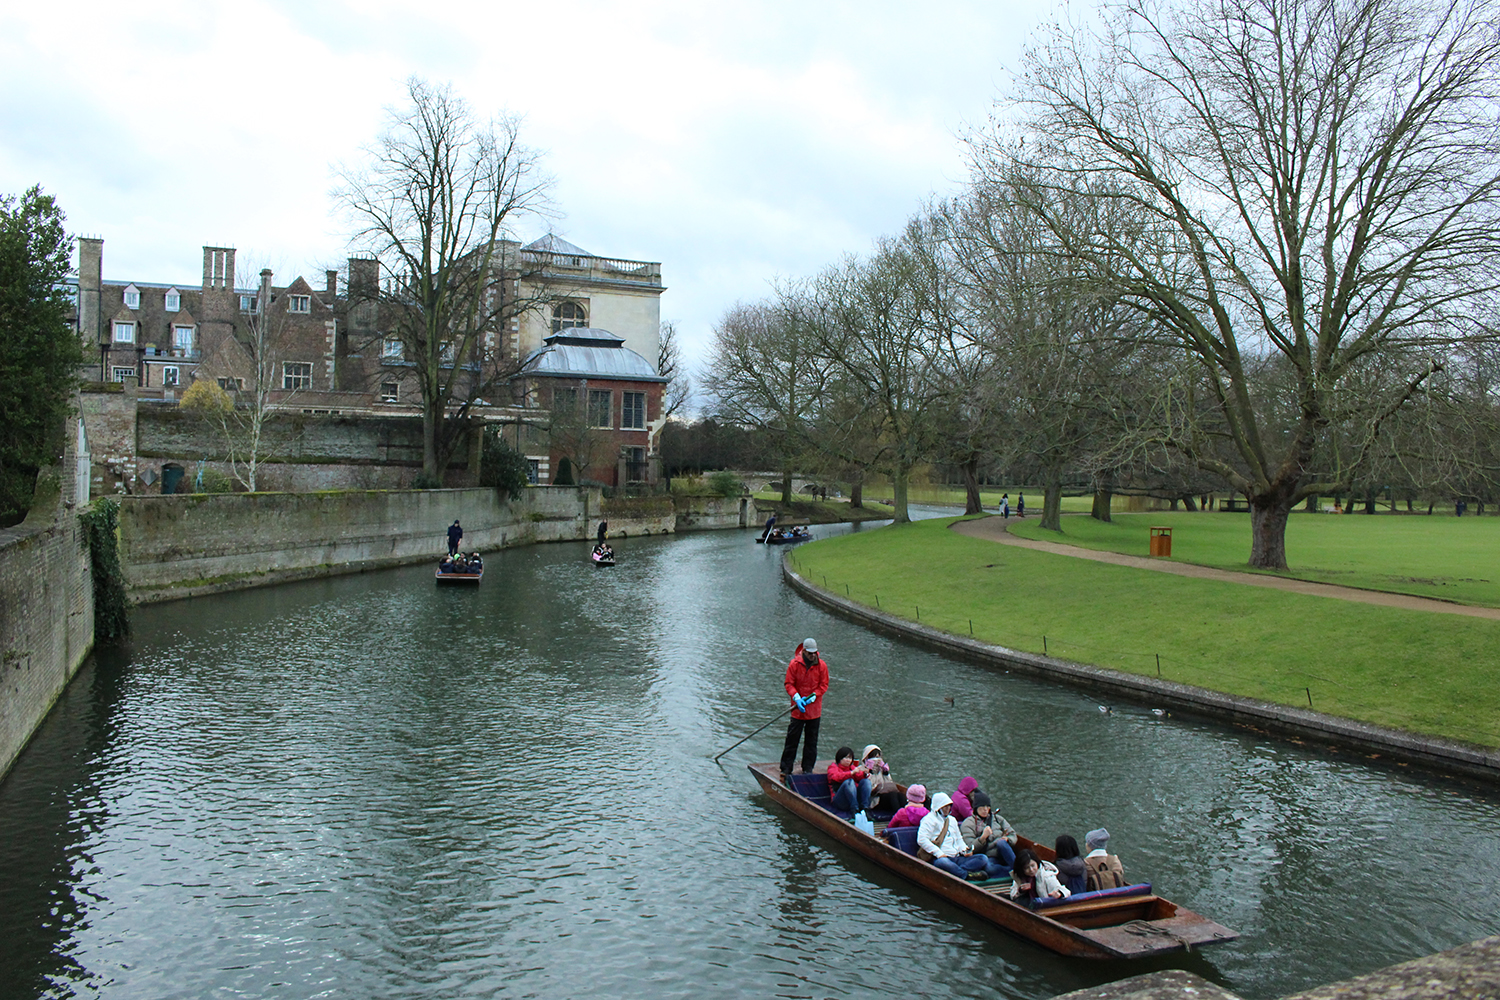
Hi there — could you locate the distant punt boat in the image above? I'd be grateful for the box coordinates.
[747,761,1237,959]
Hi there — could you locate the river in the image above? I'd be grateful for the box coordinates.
[1,515,1497,999]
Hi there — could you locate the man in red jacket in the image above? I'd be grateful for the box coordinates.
[780,638,830,780]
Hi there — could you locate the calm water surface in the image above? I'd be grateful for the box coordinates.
[2,515,1498,999]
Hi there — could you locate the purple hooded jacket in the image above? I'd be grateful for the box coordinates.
[951,776,980,822]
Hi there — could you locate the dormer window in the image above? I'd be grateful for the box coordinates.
[239,294,258,312]
[552,300,587,332]
[164,289,181,311]
[173,325,195,351]
[113,321,135,344]
[123,285,140,309]
[289,294,310,313]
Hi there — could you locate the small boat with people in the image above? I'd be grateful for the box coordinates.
[747,761,1237,959]
[763,526,812,545]
[591,543,616,567]
[436,551,483,585]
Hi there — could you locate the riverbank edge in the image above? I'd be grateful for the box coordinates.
[780,559,1500,784]
[1055,934,1500,1000]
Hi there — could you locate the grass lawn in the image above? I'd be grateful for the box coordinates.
[787,517,1500,748]
[1009,511,1500,608]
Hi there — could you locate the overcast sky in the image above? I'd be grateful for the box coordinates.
[0,1,1050,377]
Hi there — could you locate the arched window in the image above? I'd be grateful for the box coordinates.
[552,300,587,332]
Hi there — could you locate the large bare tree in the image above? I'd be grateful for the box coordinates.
[336,77,553,482]
[1002,0,1500,567]
[703,297,831,503]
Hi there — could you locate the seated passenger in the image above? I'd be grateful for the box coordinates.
[950,776,981,822]
[1083,828,1127,890]
[918,792,1009,882]
[860,744,900,813]
[1053,835,1088,896]
[826,746,872,814]
[439,556,454,573]
[885,784,929,828]
[1010,848,1070,905]
[959,792,1016,872]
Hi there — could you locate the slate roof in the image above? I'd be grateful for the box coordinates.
[521,327,667,382]
[524,234,592,256]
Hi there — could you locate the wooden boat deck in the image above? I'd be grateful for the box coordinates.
[748,761,1237,959]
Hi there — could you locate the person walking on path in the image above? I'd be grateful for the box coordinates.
[1000,494,1010,519]
[447,519,464,557]
[780,638,829,780]
[1017,494,1025,518]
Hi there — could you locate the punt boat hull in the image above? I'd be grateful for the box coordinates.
[748,761,1237,959]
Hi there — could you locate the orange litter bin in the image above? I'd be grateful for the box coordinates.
[1149,526,1173,557]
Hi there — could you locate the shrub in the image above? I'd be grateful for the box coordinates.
[554,456,575,486]
[412,473,443,489]
[480,431,531,500]
[708,470,742,497]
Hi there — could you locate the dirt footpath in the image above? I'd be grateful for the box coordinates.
[951,516,1500,621]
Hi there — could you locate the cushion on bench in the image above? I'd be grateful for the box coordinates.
[789,773,829,798]
[882,825,921,856]
[1034,882,1153,909]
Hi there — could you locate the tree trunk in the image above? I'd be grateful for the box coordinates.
[1305,495,1318,512]
[1091,487,1112,522]
[961,458,983,515]
[1040,468,1063,532]
[422,404,441,480]
[781,467,792,505]
[1182,495,1198,511]
[1249,495,1293,569]
[850,477,863,508]
[892,467,910,523]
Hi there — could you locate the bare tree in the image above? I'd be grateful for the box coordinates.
[186,267,303,491]
[703,297,831,503]
[1003,0,1500,567]
[336,77,553,483]
[657,320,691,420]
[811,224,954,524]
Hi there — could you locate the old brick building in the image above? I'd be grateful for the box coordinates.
[519,327,668,487]
[67,235,667,492]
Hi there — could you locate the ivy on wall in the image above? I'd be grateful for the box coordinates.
[80,497,130,643]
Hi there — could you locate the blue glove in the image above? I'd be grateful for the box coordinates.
[793,695,807,711]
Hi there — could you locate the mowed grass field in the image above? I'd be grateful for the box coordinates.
[786,517,1500,748]
[1009,511,1500,608]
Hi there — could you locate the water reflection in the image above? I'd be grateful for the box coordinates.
[0,516,1496,999]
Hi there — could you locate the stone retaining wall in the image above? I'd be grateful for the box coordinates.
[0,482,95,779]
[781,559,1500,783]
[120,487,674,604]
[673,494,754,531]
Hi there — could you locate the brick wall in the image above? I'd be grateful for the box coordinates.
[0,483,95,779]
[118,487,675,604]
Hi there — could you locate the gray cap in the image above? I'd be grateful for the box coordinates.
[1085,827,1110,850]
[803,638,817,653]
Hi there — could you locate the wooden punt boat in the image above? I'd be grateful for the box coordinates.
[748,761,1237,959]
[764,528,811,545]
[591,549,616,567]
[435,565,482,585]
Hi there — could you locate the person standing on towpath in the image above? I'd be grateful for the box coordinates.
[780,638,829,782]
